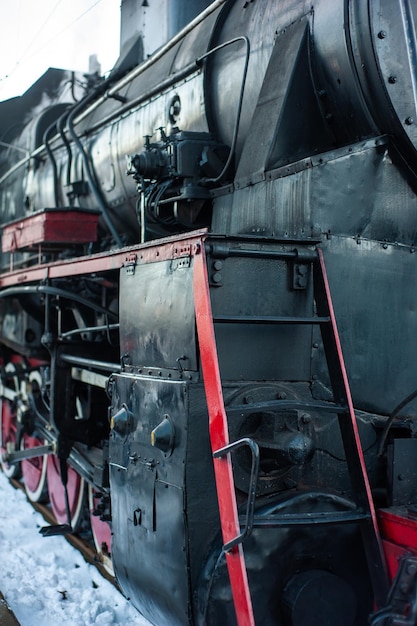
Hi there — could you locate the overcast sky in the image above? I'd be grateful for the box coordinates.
[0,0,121,101]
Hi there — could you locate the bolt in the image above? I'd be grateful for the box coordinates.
[212,272,222,284]
[243,395,254,404]
[388,75,397,84]
[405,117,414,125]
[378,30,387,39]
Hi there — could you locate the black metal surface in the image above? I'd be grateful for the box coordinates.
[119,258,197,371]
[369,556,417,625]
[197,493,373,626]
[109,375,219,626]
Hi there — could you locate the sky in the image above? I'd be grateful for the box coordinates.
[0,0,121,102]
[0,471,155,625]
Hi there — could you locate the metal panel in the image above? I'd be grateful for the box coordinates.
[109,374,189,626]
[120,256,197,370]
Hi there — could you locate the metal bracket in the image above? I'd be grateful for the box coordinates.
[369,556,417,625]
[213,437,260,552]
[124,253,138,275]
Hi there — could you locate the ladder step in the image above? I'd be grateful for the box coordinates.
[245,509,370,528]
[214,314,330,325]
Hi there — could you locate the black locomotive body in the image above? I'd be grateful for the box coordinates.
[1,1,417,625]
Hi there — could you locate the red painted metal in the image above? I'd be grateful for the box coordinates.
[2,208,99,252]
[0,230,207,287]
[46,455,85,527]
[379,508,417,551]
[318,250,380,527]
[193,243,255,626]
[381,539,414,581]
[21,434,47,500]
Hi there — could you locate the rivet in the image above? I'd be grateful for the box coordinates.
[378,30,387,39]
[388,75,397,84]
[405,117,414,125]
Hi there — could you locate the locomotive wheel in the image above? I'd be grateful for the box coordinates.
[0,395,21,478]
[21,433,49,502]
[47,455,86,531]
[88,485,113,575]
[198,491,373,626]
[20,370,48,502]
[0,361,26,479]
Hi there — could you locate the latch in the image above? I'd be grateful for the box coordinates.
[124,253,138,275]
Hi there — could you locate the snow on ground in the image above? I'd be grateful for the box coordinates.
[0,471,155,626]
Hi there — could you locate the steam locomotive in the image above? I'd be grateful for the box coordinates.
[1,0,417,624]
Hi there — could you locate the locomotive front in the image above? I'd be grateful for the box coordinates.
[1,1,417,625]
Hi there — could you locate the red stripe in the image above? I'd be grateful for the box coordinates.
[193,244,255,626]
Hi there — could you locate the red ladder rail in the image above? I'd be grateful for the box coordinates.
[314,248,389,606]
[193,243,256,626]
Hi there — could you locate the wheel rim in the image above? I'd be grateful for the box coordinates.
[21,370,48,502]
[47,455,85,530]
[88,484,113,575]
[0,361,25,479]
[21,434,49,502]
[0,397,20,478]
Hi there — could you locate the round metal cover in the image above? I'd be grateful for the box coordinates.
[351,0,417,167]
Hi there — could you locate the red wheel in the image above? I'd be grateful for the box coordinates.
[0,394,20,478]
[21,370,48,502]
[21,434,48,502]
[88,485,113,574]
[47,455,85,530]
[0,362,24,479]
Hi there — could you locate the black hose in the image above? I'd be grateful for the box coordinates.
[377,387,417,457]
[198,36,250,185]
[43,121,62,208]
[57,111,73,191]
[65,75,124,246]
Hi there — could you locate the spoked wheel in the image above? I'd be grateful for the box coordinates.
[47,455,85,531]
[21,433,49,502]
[88,484,113,575]
[20,370,49,502]
[0,361,26,478]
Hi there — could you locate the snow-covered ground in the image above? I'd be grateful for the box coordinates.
[0,471,155,626]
